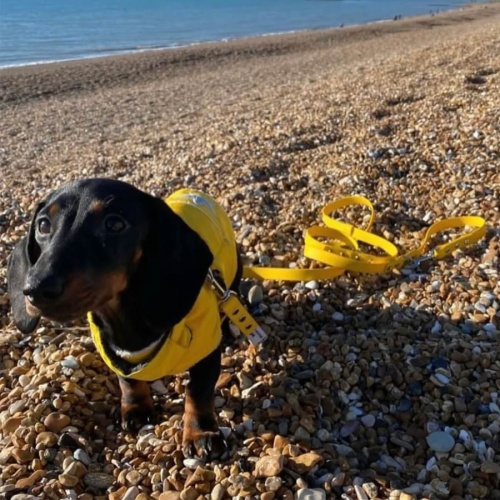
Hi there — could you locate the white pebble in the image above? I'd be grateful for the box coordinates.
[183,458,202,470]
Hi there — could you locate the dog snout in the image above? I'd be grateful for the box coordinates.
[23,274,65,304]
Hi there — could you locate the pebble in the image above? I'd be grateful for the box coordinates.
[74,449,91,466]
[211,484,226,500]
[83,472,114,489]
[58,474,79,488]
[254,455,284,477]
[44,412,71,433]
[122,487,140,500]
[265,476,283,492]
[426,431,455,453]
[248,284,264,305]
[295,488,326,500]
[183,458,202,470]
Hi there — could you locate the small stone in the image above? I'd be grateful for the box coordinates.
[180,486,199,500]
[254,455,284,477]
[312,303,322,313]
[340,420,360,437]
[248,284,264,304]
[15,470,46,489]
[316,429,331,442]
[36,431,58,447]
[211,484,225,500]
[159,493,181,500]
[400,493,416,500]
[183,458,202,470]
[261,493,276,500]
[361,414,376,428]
[332,312,344,321]
[64,460,87,478]
[184,466,216,487]
[430,478,450,496]
[481,461,500,474]
[290,452,322,473]
[331,473,345,487]
[426,431,455,452]
[74,449,91,466]
[265,476,282,492]
[83,472,114,489]
[430,321,442,334]
[44,412,71,433]
[294,426,311,441]
[58,473,79,488]
[122,487,140,500]
[12,448,35,464]
[295,488,326,500]
[354,485,369,500]
[2,416,24,434]
[61,355,79,369]
[362,482,378,499]
[125,470,143,486]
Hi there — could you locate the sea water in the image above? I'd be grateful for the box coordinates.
[0,0,470,68]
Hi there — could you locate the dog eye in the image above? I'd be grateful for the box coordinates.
[104,215,128,233]
[37,218,51,235]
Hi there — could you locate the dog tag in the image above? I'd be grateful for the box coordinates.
[220,293,268,345]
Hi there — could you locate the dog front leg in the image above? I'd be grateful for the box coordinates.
[183,344,227,460]
[118,377,155,432]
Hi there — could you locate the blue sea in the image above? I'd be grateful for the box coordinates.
[0,0,470,68]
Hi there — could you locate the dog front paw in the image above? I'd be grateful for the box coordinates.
[121,402,155,432]
[182,426,228,461]
[118,377,155,432]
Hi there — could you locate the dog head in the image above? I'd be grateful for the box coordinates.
[7,178,212,334]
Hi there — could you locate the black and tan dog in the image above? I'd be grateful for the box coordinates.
[7,178,243,460]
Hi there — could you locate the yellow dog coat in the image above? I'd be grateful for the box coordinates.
[89,189,238,380]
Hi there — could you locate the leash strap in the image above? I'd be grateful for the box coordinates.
[207,197,486,346]
[243,196,487,280]
[206,269,268,345]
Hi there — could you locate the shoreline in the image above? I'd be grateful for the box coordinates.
[1,2,499,105]
[0,1,476,71]
[0,2,474,71]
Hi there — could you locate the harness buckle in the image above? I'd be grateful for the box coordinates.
[206,269,268,346]
[206,268,229,299]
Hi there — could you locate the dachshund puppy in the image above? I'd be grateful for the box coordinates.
[7,178,242,460]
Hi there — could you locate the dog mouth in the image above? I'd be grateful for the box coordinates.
[24,292,102,322]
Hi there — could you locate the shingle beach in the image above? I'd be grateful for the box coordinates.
[1,3,500,499]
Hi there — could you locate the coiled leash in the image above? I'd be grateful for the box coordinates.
[209,195,487,345]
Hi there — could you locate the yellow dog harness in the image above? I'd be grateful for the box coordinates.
[89,189,241,380]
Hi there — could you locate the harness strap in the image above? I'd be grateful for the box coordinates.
[243,196,487,280]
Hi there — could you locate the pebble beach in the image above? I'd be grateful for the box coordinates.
[1,3,500,499]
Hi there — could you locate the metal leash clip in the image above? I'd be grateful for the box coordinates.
[206,269,268,346]
[412,251,434,268]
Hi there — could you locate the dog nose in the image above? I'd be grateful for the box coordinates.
[23,275,64,303]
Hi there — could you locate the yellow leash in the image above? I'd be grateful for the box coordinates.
[243,195,487,281]
[210,195,486,346]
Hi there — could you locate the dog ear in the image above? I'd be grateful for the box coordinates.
[7,203,44,333]
[129,196,213,331]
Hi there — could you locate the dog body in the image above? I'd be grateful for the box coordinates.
[7,178,242,459]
